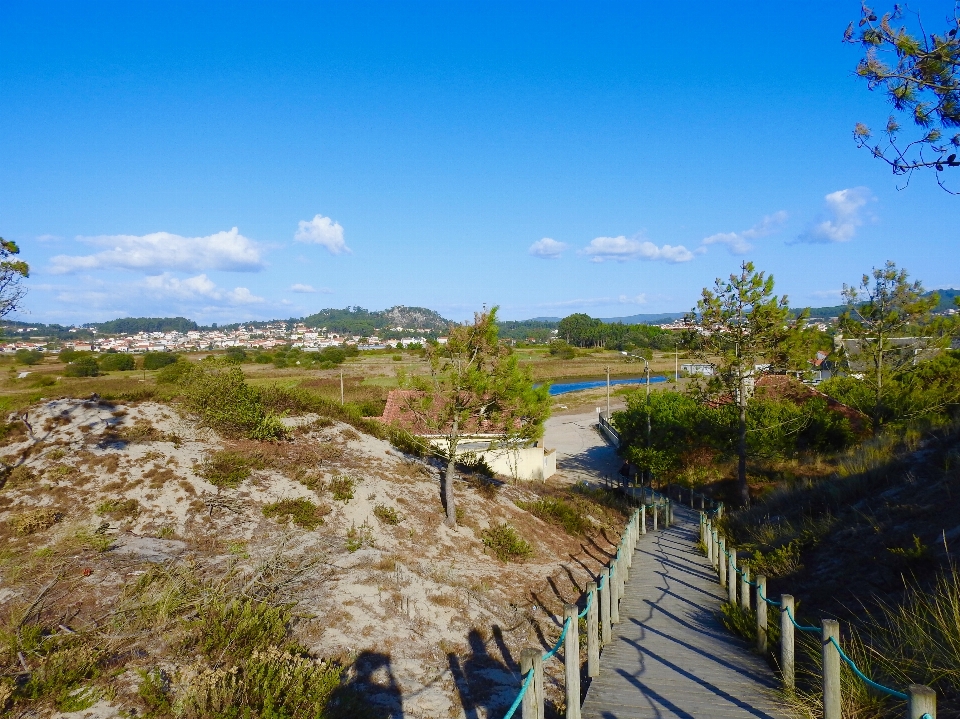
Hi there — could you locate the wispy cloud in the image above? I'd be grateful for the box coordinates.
[49,228,265,274]
[143,273,265,304]
[535,294,648,309]
[582,235,694,263]
[294,214,350,254]
[794,187,873,244]
[289,283,332,294]
[702,211,788,255]
[528,237,567,259]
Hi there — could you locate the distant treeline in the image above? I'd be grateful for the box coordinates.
[796,288,960,319]
[556,313,678,350]
[89,317,200,334]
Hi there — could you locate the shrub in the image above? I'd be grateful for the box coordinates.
[197,451,253,488]
[516,497,590,536]
[142,352,177,370]
[262,498,329,530]
[373,504,401,525]
[345,521,374,551]
[224,347,247,364]
[329,474,355,502]
[15,349,43,365]
[3,464,37,489]
[98,353,135,371]
[96,498,141,520]
[179,365,287,441]
[65,357,100,377]
[482,523,533,561]
[11,508,63,534]
[155,358,192,384]
[549,341,576,359]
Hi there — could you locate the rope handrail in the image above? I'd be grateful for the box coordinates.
[758,585,781,607]
[578,591,593,620]
[784,605,819,634]
[828,636,909,701]
[502,667,534,719]
[542,616,571,662]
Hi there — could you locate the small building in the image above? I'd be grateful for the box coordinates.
[680,363,714,377]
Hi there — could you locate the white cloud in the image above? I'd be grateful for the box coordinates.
[702,211,788,255]
[294,214,350,254]
[528,237,568,259]
[795,187,872,244]
[289,283,333,294]
[49,228,265,274]
[582,236,694,263]
[618,294,647,305]
[143,273,264,304]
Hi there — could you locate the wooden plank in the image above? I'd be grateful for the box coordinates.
[581,506,790,719]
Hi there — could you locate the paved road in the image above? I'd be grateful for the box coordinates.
[581,506,790,719]
[543,410,623,484]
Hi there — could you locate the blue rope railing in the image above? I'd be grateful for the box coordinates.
[828,636,909,701]
[709,525,934,712]
[542,616,570,662]
[502,666,535,719]
[578,591,593,620]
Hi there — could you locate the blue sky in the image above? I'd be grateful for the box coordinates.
[1,1,958,325]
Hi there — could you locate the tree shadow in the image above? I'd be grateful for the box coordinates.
[330,651,404,718]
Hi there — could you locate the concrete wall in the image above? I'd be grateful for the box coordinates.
[426,437,557,481]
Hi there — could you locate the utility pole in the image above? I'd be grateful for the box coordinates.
[675,346,679,381]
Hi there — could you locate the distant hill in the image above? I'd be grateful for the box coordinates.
[795,288,959,319]
[89,317,200,334]
[301,306,452,335]
[599,312,685,324]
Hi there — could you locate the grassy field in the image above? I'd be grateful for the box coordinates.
[0,346,691,416]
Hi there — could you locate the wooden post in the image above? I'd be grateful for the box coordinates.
[600,568,611,645]
[533,650,545,719]
[665,499,671,527]
[728,549,737,605]
[520,649,539,719]
[822,619,841,719]
[706,520,713,562]
[712,530,719,569]
[564,604,581,719]
[700,494,704,509]
[641,504,646,534]
[587,582,599,677]
[653,503,658,531]
[719,538,727,588]
[781,594,795,691]
[908,685,937,719]
[756,575,768,653]
[740,565,750,611]
[610,560,620,624]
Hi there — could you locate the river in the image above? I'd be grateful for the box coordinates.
[545,376,668,396]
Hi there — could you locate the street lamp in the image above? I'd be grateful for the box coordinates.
[621,351,652,486]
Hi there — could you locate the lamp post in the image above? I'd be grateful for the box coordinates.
[621,352,652,485]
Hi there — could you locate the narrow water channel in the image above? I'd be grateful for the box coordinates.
[546,376,668,396]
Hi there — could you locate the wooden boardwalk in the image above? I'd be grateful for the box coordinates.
[581,506,790,719]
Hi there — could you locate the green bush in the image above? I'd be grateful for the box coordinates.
[14,349,43,365]
[98,353,135,371]
[373,504,401,525]
[197,451,254,488]
[65,357,100,377]
[516,497,590,536]
[155,357,191,384]
[548,341,576,359]
[482,523,533,561]
[142,352,177,370]
[179,365,287,440]
[330,475,355,502]
[262,498,328,529]
[224,347,247,364]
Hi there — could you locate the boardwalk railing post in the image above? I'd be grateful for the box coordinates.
[653,503,659,532]
[564,605,581,719]
[610,559,620,624]
[908,684,936,719]
[713,529,719,569]
[756,574,768,653]
[533,651,545,719]
[520,649,538,719]
[587,582,599,677]
[641,504,647,535]
[740,564,750,611]
[822,619,841,719]
[781,594,795,691]
[728,549,737,605]
[600,568,611,645]
[719,538,727,588]
[706,520,713,563]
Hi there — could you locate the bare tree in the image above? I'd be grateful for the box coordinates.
[0,238,29,320]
